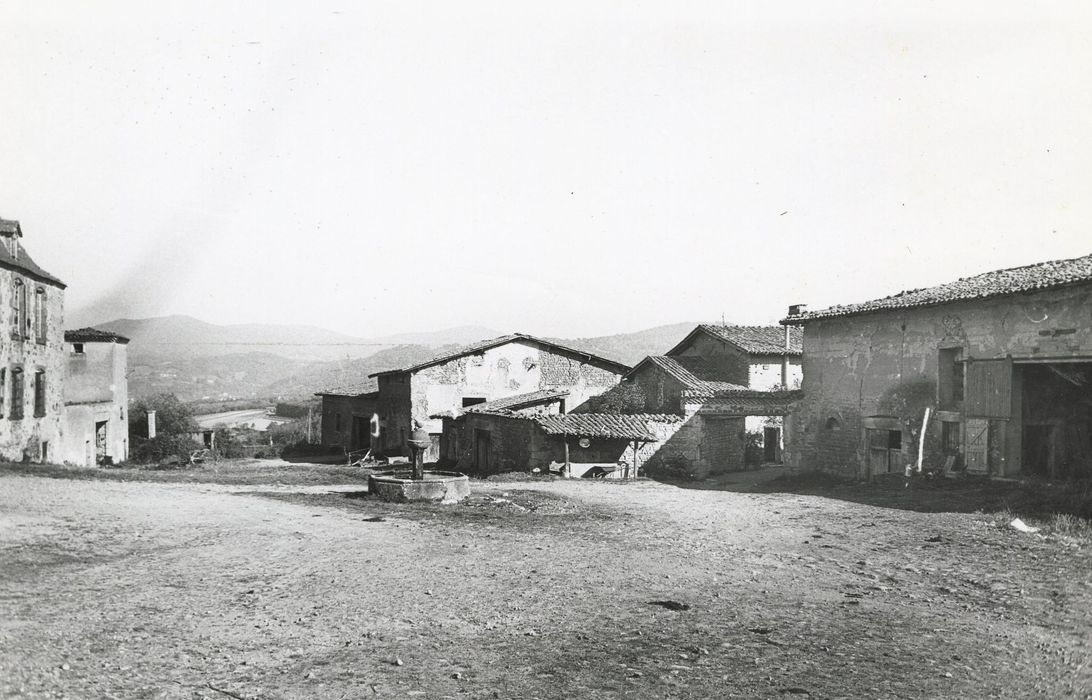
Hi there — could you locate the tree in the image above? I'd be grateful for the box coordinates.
[128,393,199,464]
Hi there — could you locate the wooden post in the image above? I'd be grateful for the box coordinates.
[564,438,570,479]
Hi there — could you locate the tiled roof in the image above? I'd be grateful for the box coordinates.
[783,252,1092,324]
[634,356,748,395]
[315,378,380,397]
[462,388,569,414]
[687,325,802,355]
[370,333,630,377]
[534,413,681,441]
[0,220,65,288]
[682,387,805,401]
[64,327,130,344]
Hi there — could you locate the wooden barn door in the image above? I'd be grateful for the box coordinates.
[964,359,1012,476]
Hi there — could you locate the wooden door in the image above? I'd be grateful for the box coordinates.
[474,429,491,472]
[964,418,989,474]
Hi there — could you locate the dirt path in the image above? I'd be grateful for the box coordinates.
[1,474,1088,699]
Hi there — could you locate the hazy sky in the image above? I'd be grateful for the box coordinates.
[3,2,1090,338]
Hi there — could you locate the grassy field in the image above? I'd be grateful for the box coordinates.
[1,462,1089,698]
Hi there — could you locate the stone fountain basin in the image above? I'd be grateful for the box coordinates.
[367,470,470,504]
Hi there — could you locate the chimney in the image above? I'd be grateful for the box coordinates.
[788,304,807,317]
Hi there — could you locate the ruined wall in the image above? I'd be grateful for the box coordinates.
[787,282,1092,478]
[0,269,65,463]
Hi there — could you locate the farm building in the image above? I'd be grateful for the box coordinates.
[60,327,130,466]
[783,252,1092,481]
[315,379,379,457]
[369,334,629,460]
[442,403,682,478]
[614,324,803,472]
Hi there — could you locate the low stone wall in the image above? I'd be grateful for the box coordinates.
[368,470,470,504]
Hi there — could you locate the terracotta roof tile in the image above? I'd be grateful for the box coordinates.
[462,388,569,414]
[0,221,65,288]
[64,327,130,344]
[694,325,802,355]
[315,378,380,397]
[534,413,681,441]
[636,356,748,395]
[783,252,1092,324]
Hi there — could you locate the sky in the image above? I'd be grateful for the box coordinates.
[2,1,1091,339]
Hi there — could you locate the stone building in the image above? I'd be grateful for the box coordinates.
[617,324,803,471]
[60,328,130,466]
[0,218,67,463]
[370,333,629,460]
[442,400,682,478]
[316,379,379,456]
[783,252,1092,481]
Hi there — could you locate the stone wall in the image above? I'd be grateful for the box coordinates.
[380,339,624,457]
[0,268,65,463]
[786,282,1092,478]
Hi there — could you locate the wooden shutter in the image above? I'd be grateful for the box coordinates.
[964,359,1011,418]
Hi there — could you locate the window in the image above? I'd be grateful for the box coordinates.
[941,421,961,454]
[10,368,24,419]
[34,288,46,344]
[938,347,965,407]
[824,417,841,431]
[11,279,25,340]
[34,370,46,418]
[72,343,85,354]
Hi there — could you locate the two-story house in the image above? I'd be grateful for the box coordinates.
[0,218,67,463]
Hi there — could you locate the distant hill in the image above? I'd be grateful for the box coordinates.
[95,315,388,363]
[84,315,705,403]
[553,322,702,366]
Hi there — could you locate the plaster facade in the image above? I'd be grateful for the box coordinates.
[60,333,130,466]
[786,282,1092,480]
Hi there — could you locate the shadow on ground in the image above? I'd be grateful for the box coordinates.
[656,468,1092,520]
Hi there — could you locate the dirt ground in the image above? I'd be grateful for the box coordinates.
[1,464,1089,699]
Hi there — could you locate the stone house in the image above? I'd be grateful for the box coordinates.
[783,252,1092,481]
[60,328,130,466]
[370,334,630,460]
[441,398,682,478]
[316,378,379,456]
[0,218,66,463]
[618,325,803,471]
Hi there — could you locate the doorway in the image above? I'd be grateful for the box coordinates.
[763,427,781,463]
[867,428,902,474]
[474,429,491,472]
[95,420,108,465]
